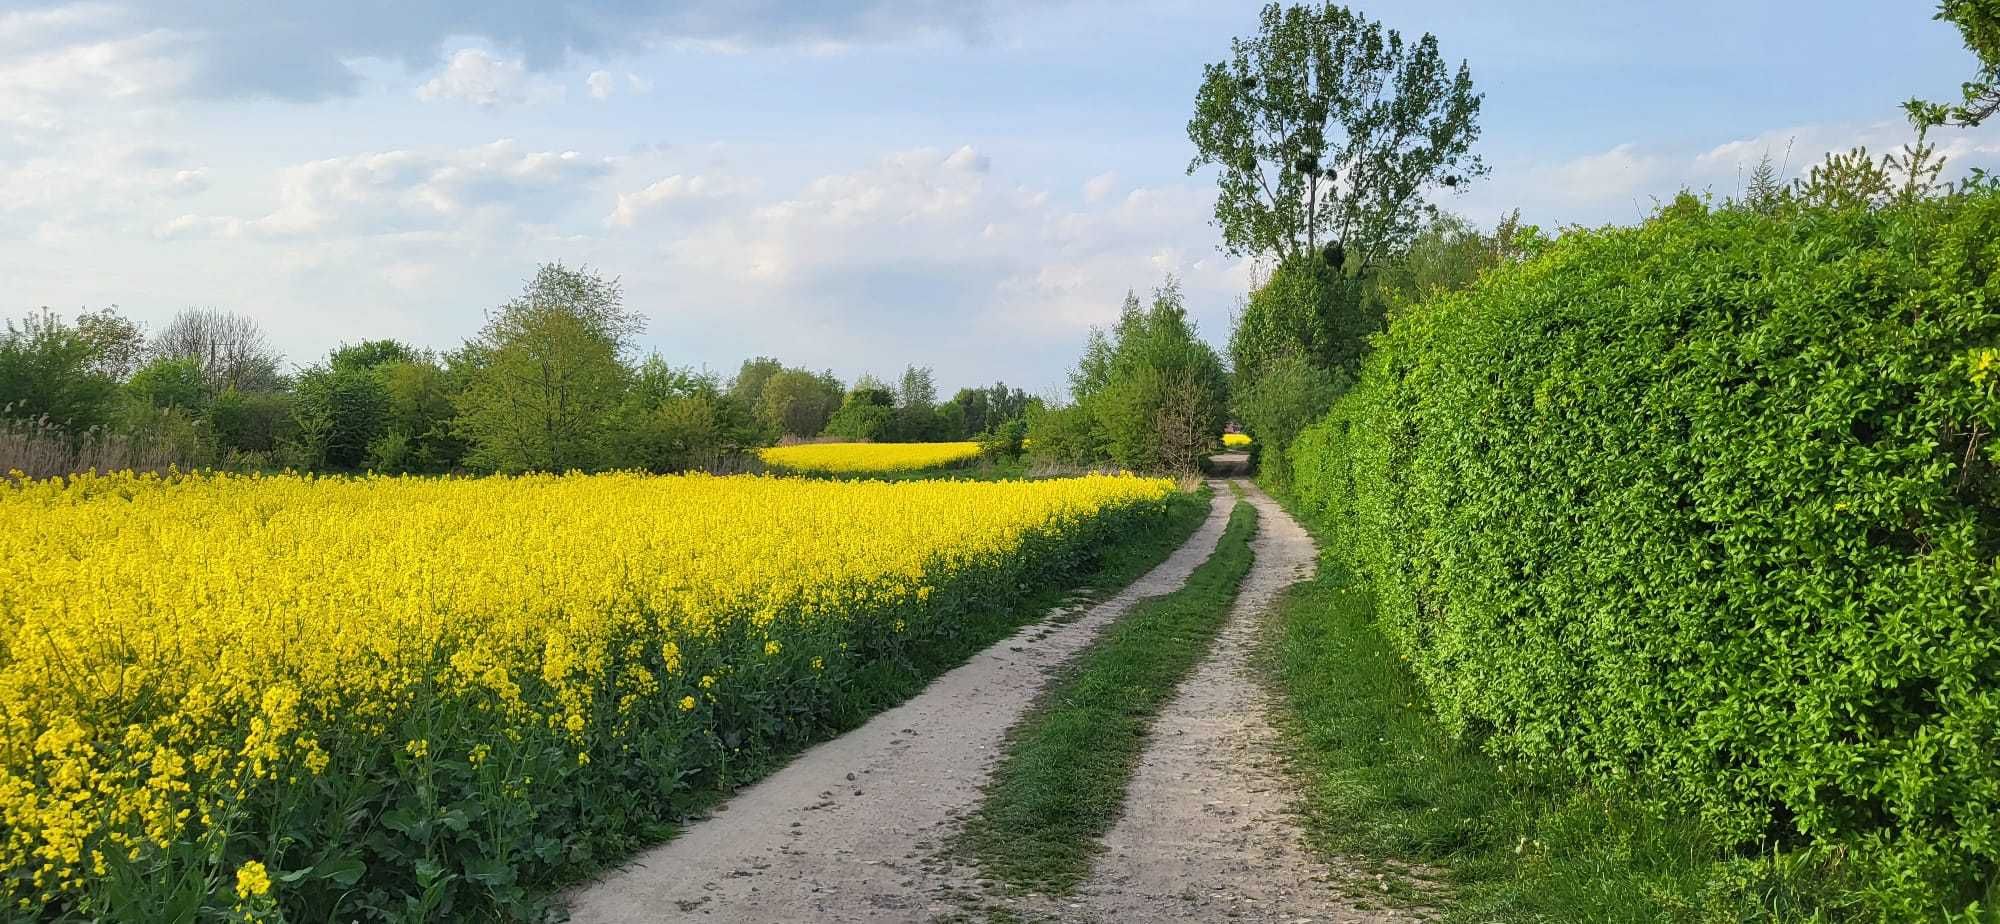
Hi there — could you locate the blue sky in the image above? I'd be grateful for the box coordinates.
[2,1,1995,395]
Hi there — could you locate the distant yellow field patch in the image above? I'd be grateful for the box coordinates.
[760,441,984,473]
[1222,432,1253,448]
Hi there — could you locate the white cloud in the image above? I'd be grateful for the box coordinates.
[586,70,614,100]
[168,140,609,239]
[640,144,1241,381]
[942,144,990,173]
[1457,119,2000,228]
[1082,171,1118,203]
[626,72,653,94]
[166,168,209,195]
[0,3,125,50]
[0,28,192,133]
[416,48,559,107]
[607,173,746,227]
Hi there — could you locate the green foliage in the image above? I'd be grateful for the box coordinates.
[756,368,842,439]
[209,387,294,455]
[947,383,1034,439]
[1230,351,1343,489]
[1787,131,1951,213]
[292,365,391,470]
[375,356,467,472]
[148,307,285,394]
[1187,2,1486,263]
[1266,541,1860,923]
[979,418,1029,463]
[1369,210,1538,317]
[456,264,641,473]
[605,357,755,473]
[1023,402,1106,467]
[125,356,208,411]
[1908,0,2000,128]
[726,356,786,411]
[1231,253,1378,385]
[116,404,216,468]
[1290,190,2000,917]
[1230,213,1526,487]
[72,307,147,381]
[1041,280,1230,473]
[329,339,417,373]
[823,386,896,441]
[0,309,122,431]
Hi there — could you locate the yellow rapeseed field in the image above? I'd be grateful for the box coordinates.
[759,441,983,473]
[1222,432,1253,449]
[0,469,1172,918]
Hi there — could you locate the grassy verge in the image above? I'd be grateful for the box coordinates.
[960,496,1258,894]
[1264,494,1857,923]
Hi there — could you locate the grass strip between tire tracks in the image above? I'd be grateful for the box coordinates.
[961,491,1259,895]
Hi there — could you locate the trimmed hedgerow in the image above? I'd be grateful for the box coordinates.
[1292,191,2000,917]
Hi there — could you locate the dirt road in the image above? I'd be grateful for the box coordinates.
[1058,481,1401,923]
[566,482,1387,923]
[564,490,1234,923]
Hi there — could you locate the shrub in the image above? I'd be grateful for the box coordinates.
[1024,403,1105,467]
[1292,190,2000,915]
[979,418,1028,462]
[291,365,390,470]
[209,387,294,455]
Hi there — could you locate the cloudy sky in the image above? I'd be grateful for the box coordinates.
[3,1,1996,394]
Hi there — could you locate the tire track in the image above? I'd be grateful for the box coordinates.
[563,489,1234,924]
[1059,480,1406,923]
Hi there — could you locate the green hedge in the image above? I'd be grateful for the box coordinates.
[1291,192,2000,916]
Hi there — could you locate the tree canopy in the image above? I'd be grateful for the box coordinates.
[1187,2,1486,267]
[1909,0,2000,128]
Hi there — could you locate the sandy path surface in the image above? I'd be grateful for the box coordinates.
[1058,481,1406,924]
[563,490,1234,924]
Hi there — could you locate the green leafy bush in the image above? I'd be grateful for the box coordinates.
[1292,190,2000,916]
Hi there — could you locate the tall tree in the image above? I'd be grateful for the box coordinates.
[1909,0,2000,128]
[1187,2,1486,268]
[74,308,146,381]
[727,357,786,410]
[896,365,937,410]
[149,308,285,393]
[1063,279,1230,473]
[0,310,121,430]
[757,368,842,438]
[329,339,416,373]
[456,264,642,473]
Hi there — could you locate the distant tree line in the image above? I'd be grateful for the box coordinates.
[1025,278,1230,475]
[0,264,1036,477]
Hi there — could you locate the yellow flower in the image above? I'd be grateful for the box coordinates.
[758,441,981,474]
[763,640,781,657]
[0,469,1173,909]
[234,860,271,899]
[810,657,824,672]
